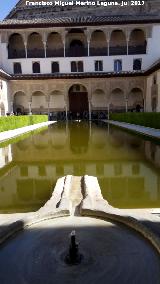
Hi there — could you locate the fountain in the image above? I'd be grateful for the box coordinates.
[65,230,83,265]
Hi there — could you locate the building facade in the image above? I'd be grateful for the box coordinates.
[0,0,160,118]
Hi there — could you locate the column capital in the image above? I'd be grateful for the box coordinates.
[84,29,92,43]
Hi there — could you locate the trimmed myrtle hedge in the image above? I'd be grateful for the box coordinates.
[110,113,160,129]
[0,115,48,132]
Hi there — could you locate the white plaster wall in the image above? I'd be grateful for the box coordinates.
[0,24,160,75]
[0,79,9,115]
[1,56,149,74]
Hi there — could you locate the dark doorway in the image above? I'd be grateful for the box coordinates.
[69,84,89,119]
[69,40,85,57]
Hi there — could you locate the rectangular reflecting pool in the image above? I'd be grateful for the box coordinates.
[0,121,160,213]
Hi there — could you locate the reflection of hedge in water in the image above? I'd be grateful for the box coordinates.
[0,126,48,149]
[0,115,47,132]
[110,113,160,129]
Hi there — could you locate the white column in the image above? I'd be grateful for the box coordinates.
[65,105,68,121]
[24,42,27,58]
[11,102,13,114]
[107,40,110,56]
[48,100,50,116]
[107,104,110,120]
[28,102,32,115]
[88,99,91,121]
[125,99,128,113]
[43,42,47,58]
[87,40,90,56]
[63,38,66,57]
[127,40,129,55]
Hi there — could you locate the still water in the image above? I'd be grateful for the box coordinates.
[0,121,160,213]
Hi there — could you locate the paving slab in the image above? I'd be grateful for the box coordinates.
[104,120,160,139]
[0,121,56,143]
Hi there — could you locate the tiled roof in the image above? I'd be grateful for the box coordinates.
[0,69,11,80]
[10,71,144,80]
[1,14,160,27]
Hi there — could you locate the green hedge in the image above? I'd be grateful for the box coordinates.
[110,113,160,129]
[0,115,48,132]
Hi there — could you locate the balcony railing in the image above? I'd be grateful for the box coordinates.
[90,47,108,56]
[27,49,45,58]
[109,46,127,56]
[46,48,64,57]
[128,45,146,55]
[8,45,147,59]
[8,49,26,59]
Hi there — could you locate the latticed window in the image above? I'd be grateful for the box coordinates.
[71,61,83,72]
[114,60,122,72]
[95,61,103,71]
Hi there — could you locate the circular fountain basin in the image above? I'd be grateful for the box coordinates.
[0,216,159,284]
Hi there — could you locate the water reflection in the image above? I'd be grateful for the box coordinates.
[0,121,160,212]
[70,122,89,154]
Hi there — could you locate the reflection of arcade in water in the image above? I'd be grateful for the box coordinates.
[0,122,160,212]
[69,122,89,154]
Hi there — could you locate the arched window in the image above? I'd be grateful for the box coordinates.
[78,61,83,72]
[51,62,59,73]
[114,60,122,72]
[95,61,103,71]
[69,40,85,57]
[133,59,142,71]
[33,62,40,73]
[71,61,83,72]
[13,63,22,74]
[71,61,77,72]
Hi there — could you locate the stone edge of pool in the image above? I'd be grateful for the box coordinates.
[0,175,160,257]
[0,121,56,143]
[104,120,160,139]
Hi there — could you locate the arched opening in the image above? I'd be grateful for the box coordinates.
[32,91,47,114]
[128,88,144,112]
[66,29,87,57]
[133,59,142,71]
[114,60,122,72]
[8,33,25,59]
[51,62,59,73]
[49,90,65,111]
[129,29,146,55]
[90,30,107,56]
[110,88,125,112]
[91,89,107,119]
[46,32,63,57]
[0,103,5,116]
[109,30,127,55]
[49,90,65,120]
[71,61,83,72]
[13,63,22,74]
[69,84,88,119]
[33,62,40,73]
[69,40,85,57]
[27,33,44,58]
[13,91,28,114]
